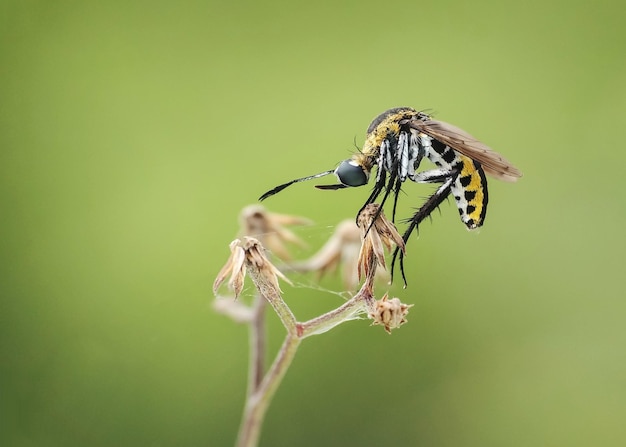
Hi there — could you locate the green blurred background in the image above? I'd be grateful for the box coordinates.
[2,0,625,446]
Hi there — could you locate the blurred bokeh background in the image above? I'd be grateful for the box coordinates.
[2,0,625,446]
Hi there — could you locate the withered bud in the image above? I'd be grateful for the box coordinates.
[357,204,405,282]
[213,237,291,299]
[369,293,413,334]
[239,205,310,260]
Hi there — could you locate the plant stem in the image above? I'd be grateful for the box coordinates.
[298,294,368,338]
[247,294,266,396]
[236,333,301,447]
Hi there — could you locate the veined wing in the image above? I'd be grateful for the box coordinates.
[409,118,522,182]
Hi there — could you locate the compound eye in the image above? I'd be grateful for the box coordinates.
[335,160,369,187]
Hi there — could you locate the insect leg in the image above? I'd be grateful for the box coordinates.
[398,132,409,182]
[408,168,454,184]
[373,131,411,223]
[406,131,424,181]
[360,140,390,210]
[367,160,399,225]
[391,174,403,224]
[358,140,401,235]
[391,168,459,286]
[360,160,399,237]
[392,131,425,223]
[357,139,395,224]
[358,168,386,221]
[376,166,399,215]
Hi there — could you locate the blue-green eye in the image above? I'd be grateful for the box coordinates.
[335,160,369,187]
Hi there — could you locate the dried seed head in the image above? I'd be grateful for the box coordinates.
[213,237,292,299]
[357,204,405,282]
[239,205,310,260]
[369,293,413,334]
[241,237,292,294]
[213,240,247,298]
[287,219,362,290]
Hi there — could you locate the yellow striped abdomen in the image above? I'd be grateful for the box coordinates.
[452,156,488,229]
[426,138,488,229]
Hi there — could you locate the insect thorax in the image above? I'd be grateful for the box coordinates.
[361,107,421,159]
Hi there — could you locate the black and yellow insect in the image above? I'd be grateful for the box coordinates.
[259,107,522,284]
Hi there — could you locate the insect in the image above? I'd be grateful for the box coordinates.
[259,107,522,285]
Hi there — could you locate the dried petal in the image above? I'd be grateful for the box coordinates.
[356,204,405,283]
[229,254,246,297]
[213,240,247,298]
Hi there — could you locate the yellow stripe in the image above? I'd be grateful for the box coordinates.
[458,156,487,227]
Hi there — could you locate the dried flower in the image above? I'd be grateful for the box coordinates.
[213,237,292,299]
[356,204,405,283]
[286,219,362,290]
[239,205,310,260]
[369,293,413,334]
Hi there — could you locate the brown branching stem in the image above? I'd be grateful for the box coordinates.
[236,256,374,447]
[298,281,374,338]
[214,204,410,447]
[237,332,300,447]
[247,294,266,396]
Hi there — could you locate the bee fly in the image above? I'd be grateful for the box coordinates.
[259,107,522,285]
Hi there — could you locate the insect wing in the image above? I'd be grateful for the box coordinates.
[410,118,522,182]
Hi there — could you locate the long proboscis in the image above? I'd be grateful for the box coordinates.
[315,184,347,190]
[259,170,335,201]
